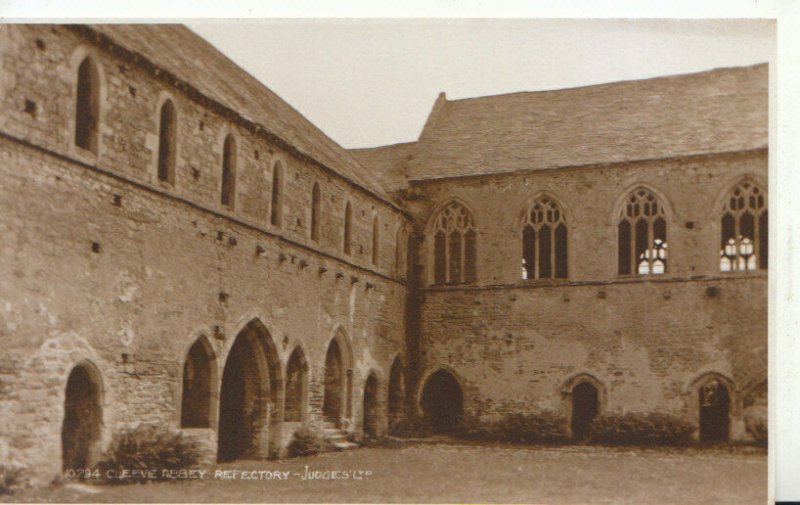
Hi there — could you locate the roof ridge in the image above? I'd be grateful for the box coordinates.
[444,62,768,104]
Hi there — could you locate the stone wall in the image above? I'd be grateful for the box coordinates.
[0,24,408,484]
[404,150,768,440]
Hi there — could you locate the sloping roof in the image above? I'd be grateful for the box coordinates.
[86,24,390,199]
[406,64,768,181]
[349,142,417,192]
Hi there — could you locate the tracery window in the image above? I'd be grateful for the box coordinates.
[618,188,667,275]
[431,201,476,285]
[720,180,767,272]
[521,196,567,280]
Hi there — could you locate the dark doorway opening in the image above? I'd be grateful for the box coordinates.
[571,381,599,442]
[62,363,102,472]
[323,339,344,425]
[388,358,405,426]
[217,323,276,463]
[420,369,463,433]
[181,339,213,428]
[284,348,306,423]
[363,374,379,438]
[700,380,730,443]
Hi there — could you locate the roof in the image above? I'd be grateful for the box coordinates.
[86,25,390,199]
[349,142,417,192]
[406,64,768,181]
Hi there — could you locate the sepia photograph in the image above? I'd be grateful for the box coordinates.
[0,12,779,505]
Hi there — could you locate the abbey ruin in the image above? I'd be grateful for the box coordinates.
[0,24,767,485]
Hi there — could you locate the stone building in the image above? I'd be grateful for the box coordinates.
[0,24,767,485]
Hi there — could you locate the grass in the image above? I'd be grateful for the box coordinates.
[5,442,766,504]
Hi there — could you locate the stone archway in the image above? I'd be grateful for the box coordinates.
[388,358,405,426]
[571,381,599,442]
[284,347,307,423]
[323,332,353,428]
[62,362,102,472]
[181,337,216,428]
[217,320,278,462]
[363,374,380,438]
[700,379,731,443]
[420,369,463,433]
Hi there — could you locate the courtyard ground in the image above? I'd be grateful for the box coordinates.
[5,441,766,504]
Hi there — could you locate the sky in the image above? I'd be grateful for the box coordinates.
[189,19,774,149]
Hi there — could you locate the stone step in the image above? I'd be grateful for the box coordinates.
[330,441,359,451]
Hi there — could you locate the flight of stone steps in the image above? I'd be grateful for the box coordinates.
[323,421,359,451]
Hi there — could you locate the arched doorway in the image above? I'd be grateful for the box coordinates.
[700,379,730,443]
[217,320,278,462]
[323,332,352,427]
[62,362,102,471]
[181,337,215,428]
[285,347,307,423]
[420,369,463,433]
[388,358,405,425]
[363,374,379,438]
[571,381,599,442]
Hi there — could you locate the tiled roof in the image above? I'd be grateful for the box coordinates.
[349,142,417,192]
[87,24,390,199]
[407,64,768,181]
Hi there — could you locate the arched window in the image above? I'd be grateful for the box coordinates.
[220,134,236,208]
[431,201,476,285]
[270,162,283,227]
[618,188,667,275]
[521,196,568,280]
[720,180,767,272]
[343,201,353,255]
[75,56,100,152]
[372,216,380,266]
[396,225,409,279]
[157,99,177,184]
[311,182,321,242]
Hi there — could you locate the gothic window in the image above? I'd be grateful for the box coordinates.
[311,182,321,242]
[270,162,284,227]
[157,99,177,184]
[720,180,767,272]
[618,188,667,275]
[372,216,380,266]
[521,196,568,280]
[343,201,352,255]
[431,201,476,285]
[220,134,236,208]
[75,56,100,152]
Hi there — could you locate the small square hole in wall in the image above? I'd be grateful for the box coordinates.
[91,241,101,253]
[191,167,200,180]
[35,38,46,50]
[24,99,37,117]
[685,221,695,229]
[198,121,205,131]
[112,194,122,207]
[254,150,260,160]
[128,86,136,97]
